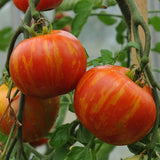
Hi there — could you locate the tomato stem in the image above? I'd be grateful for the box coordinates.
[15,93,26,159]
[5,26,23,75]
[29,0,40,20]
[0,124,16,160]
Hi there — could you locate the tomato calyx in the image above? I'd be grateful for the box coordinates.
[23,18,52,37]
[126,64,146,88]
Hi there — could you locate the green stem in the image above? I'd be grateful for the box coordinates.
[87,135,95,149]
[16,93,25,159]
[23,143,44,159]
[116,0,131,32]
[5,26,23,75]
[147,88,160,160]
[0,124,16,160]
[127,0,151,69]
[148,10,160,14]
[6,138,17,160]
[29,0,40,19]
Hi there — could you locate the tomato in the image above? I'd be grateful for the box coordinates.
[30,125,54,147]
[74,65,156,145]
[9,30,87,98]
[0,84,60,142]
[13,0,63,12]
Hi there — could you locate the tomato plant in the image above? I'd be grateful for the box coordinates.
[1,0,160,159]
[74,65,156,145]
[0,83,60,142]
[13,0,63,12]
[9,30,87,98]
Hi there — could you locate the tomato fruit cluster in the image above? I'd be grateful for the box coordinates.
[9,30,87,98]
[0,84,60,142]
[13,0,63,12]
[74,65,156,145]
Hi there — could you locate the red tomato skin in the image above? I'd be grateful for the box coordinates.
[74,65,156,145]
[13,0,63,12]
[0,84,60,142]
[30,137,48,147]
[9,30,87,98]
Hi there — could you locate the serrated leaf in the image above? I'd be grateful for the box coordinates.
[101,49,113,64]
[151,42,160,53]
[149,16,160,31]
[98,12,117,25]
[71,0,93,37]
[52,16,72,30]
[0,27,13,51]
[65,146,91,160]
[49,124,71,148]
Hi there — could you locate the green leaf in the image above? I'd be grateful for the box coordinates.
[116,20,126,44]
[77,123,93,145]
[87,57,103,67]
[149,15,160,31]
[49,124,72,148]
[153,68,160,73]
[0,27,13,51]
[151,42,160,53]
[54,146,70,160]
[98,12,117,25]
[100,49,113,64]
[65,146,92,160]
[71,0,93,37]
[116,33,125,44]
[52,16,72,30]
[0,133,7,145]
[96,143,115,160]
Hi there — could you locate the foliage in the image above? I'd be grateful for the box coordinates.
[0,0,160,160]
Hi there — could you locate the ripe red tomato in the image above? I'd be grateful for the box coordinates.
[9,30,87,98]
[0,84,60,142]
[13,0,63,12]
[74,65,156,145]
[30,125,54,147]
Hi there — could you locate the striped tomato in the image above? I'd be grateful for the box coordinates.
[9,30,87,98]
[74,65,156,145]
[0,84,59,142]
[13,0,63,12]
